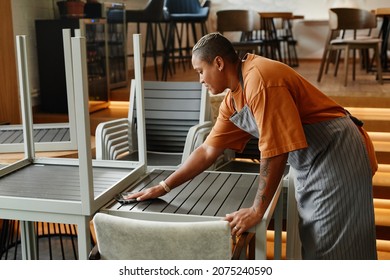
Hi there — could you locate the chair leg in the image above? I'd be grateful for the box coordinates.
[344,46,350,86]
[317,48,329,82]
[352,49,357,81]
[375,44,383,84]
[334,50,342,77]
[144,23,159,80]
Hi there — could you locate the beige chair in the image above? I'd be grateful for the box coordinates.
[217,10,263,58]
[90,212,254,260]
[317,8,383,86]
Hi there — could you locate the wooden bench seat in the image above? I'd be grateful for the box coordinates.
[374,208,390,227]
[378,164,390,172]
[377,239,390,252]
[345,107,390,132]
[369,132,390,152]
[374,198,390,209]
[345,107,390,121]
[373,172,390,187]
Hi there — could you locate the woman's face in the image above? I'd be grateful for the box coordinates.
[192,54,227,95]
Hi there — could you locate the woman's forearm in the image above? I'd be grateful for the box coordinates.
[252,153,288,216]
[164,143,224,190]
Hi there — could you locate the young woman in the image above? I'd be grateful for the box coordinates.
[129,32,378,259]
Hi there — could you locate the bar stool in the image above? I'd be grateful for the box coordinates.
[258,12,293,62]
[277,14,304,67]
[108,0,168,80]
[162,0,210,80]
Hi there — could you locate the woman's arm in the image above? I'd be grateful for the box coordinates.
[128,143,225,201]
[225,153,288,236]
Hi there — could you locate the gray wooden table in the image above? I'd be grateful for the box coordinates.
[100,168,284,260]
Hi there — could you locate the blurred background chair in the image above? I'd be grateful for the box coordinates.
[162,0,210,80]
[375,8,390,71]
[216,9,263,59]
[317,7,383,86]
[274,14,304,67]
[107,0,168,80]
[258,12,292,62]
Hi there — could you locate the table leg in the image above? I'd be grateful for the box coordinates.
[273,185,284,260]
[76,216,91,260]
[20,221,38,260]
[285,169,302,260]
[254,220,267,260]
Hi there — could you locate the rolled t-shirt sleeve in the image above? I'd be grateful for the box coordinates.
[250,86,308,158]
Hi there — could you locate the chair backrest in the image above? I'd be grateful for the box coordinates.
[129,80,209,153]
[217,10,257,34]
[92,213,231,260]
[329,8,377,32]
[165,0,202,14]
[125,0,168,23]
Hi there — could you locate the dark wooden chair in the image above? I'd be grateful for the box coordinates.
[317,8,383,86]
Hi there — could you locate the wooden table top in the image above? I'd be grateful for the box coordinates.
[103,169,261,219]
[375,8,390,16]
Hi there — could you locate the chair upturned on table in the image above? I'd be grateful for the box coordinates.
[0,34,149,260]
[0,29,78,154]
[317,7,383,86]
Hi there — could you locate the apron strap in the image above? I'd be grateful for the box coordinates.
[231,61,244,112]
[345,109,364,127]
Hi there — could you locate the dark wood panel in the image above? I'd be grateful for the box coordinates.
[0,0,20,124]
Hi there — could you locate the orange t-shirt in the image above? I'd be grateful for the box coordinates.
[205,54,377,173]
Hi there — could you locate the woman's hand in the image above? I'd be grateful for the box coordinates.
[225,154,288,236]
[224,207,262,237]
[126,184,167,201]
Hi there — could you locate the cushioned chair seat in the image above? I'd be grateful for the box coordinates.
[91,213,232,260]
[168,10,209,21]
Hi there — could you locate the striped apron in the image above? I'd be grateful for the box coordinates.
[288,116,377,259]
[230,103,377,259]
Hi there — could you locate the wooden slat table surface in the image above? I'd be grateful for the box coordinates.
[101,168,284,259]
[0,164,131,200]
[105,169,259,217]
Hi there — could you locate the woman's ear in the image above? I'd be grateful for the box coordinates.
[214,56,224,71]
